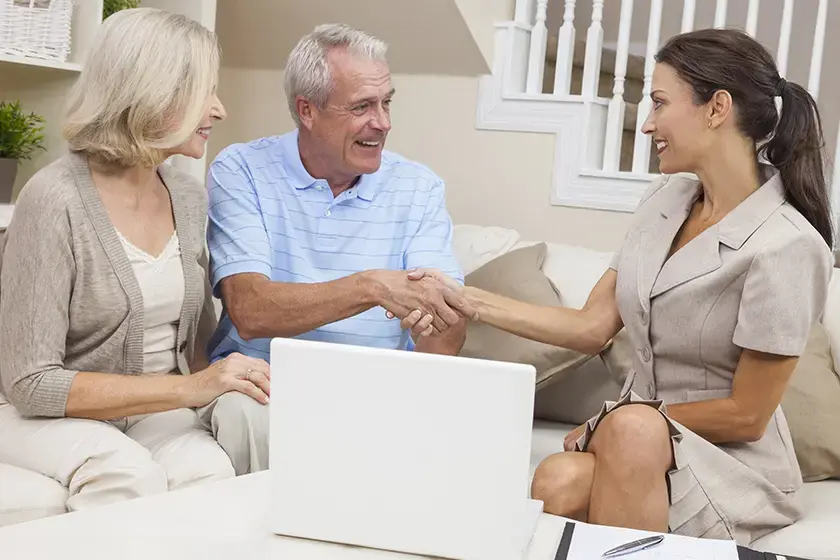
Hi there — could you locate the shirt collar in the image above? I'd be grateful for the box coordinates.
[282,128,381,201]
[661,165,786,250]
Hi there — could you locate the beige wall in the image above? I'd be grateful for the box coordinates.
[2,67,76,197]
[216,0,487,76]
[209,68,633,252]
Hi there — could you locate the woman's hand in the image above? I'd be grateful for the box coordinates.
[184,352,271,407]
[564,423,586,452]
[392,268,479,321]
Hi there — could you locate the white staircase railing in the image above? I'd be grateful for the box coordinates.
[478,0,839,217]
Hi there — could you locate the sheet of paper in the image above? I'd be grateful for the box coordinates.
[520,499,544,553]
[567,521,738,560]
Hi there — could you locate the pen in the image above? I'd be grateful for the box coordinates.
[601,535,665,557]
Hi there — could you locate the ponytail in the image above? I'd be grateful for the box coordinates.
[763,81,834,248]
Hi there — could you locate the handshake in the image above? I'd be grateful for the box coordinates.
[367,268,479,339]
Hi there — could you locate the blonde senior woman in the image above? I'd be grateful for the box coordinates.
[0,8,270,512]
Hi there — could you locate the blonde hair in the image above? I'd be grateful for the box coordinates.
[284,23,388,127]
[63,8,220,167]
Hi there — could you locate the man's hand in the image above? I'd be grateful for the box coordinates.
[367,270,462,332]
[400,309,436,340]
[406,268,479,321]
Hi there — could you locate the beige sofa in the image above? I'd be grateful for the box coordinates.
[2,224,840,560]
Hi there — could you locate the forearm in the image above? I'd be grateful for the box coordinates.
[666,399,764,444]
[228,272,382,340]
[466,287,613,355]
[65,372,193,421]
[415,320,466,356]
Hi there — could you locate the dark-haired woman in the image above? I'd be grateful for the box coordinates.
[407,28,833,543]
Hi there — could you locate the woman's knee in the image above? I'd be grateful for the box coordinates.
[67,444,168,509]
[166,444,235,489]
[588,405,672,470]
[531,453,594,502]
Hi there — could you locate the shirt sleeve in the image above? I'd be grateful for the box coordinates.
[0,183,78,417]
[403,179,464,284]
[732,233,832,356]
[206,150,273,297]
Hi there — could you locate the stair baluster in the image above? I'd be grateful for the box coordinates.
[714,0,728,28]
[681,0,695,33]
[553,0,577,96]
[581,1,604,100]
[777,0,794,78]
[602,0,634,172]
[746,0,760,36]
[808,0,828,101]
[526,0,549,94]
[514,0,537,26]
[632,0,662,174]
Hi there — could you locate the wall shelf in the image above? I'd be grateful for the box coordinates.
[0,53,83,73]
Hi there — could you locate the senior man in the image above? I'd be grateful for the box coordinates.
[200,24,468,474]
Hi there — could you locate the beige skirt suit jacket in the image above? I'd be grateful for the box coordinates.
[576,166,833,545]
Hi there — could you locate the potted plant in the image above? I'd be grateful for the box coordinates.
[0,101,45,204]
[103,0,140,19]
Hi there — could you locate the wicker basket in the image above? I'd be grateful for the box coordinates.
[0,0,74,62]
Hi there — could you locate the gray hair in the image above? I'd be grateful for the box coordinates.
[284,23,388,126]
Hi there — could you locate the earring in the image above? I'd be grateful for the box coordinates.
[708,120,712,129]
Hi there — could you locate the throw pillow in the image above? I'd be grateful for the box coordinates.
[781,322,840,482]
[459,243,595,389]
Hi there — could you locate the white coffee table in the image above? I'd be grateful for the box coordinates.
[0,472,570,559]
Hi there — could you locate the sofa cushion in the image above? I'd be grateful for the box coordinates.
[0,463,67,527]
[459,243,594,388]
[750,479,840,559]
[452,224,521,275]
[533,357,622,425]
[781,323,840,482]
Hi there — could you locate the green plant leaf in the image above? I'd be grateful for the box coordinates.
[0,101,47,161]
[103,0,140,19]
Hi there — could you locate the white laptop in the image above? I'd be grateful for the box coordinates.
[267,337,542,560]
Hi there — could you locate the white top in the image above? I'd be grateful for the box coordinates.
[117,231,185,374]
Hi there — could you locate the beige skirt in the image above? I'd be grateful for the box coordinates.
[574,391,803,545]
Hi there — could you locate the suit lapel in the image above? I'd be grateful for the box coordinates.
[636,177,700,308]
[650,228,722,297]
[646,165,785,299]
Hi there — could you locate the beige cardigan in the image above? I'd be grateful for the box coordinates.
[0,153,217,417]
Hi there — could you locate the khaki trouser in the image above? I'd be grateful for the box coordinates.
[0,401,235,512]
[198,392,270,476]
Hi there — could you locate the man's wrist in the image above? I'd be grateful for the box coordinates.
[356,270,387,307]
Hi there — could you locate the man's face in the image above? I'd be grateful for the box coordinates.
[305,48,394,179]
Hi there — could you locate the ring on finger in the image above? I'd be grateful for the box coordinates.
[245,368,253,381]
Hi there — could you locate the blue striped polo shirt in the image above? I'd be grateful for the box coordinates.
[205,129,463,362]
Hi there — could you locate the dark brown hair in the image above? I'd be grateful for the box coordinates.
[655,28,833,248]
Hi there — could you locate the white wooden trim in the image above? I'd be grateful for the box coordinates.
[681,0,695,33]
[525,0,549,94]
[552,0,576,95]
[746,0,760,36]
[632,0,662,174]
[714,0,728,28]
[808,0,828,100]
[776,0,794,77]
[581,0,605,100]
